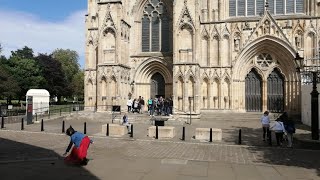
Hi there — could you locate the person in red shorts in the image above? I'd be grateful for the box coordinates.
[63,126,92,165]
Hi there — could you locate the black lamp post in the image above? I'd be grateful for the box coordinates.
[295,53,319,140]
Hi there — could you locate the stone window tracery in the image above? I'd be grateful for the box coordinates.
[256,53,274,68]
[229,0,304,17]
[141,0,171,52]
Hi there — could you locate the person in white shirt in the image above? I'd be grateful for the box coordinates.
[270,118,285,146]
[260,111,270,141]
[127,98,133,113]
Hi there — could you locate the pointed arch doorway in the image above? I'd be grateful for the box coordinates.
[150,72,165,98]
[245,69,262,112]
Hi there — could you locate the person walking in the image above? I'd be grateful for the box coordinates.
[282,113,295,148]
[260,111,270,141]
[271,118,286,146]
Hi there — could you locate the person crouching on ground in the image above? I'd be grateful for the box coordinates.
[122,113,131,134]
[63,126,92,165]
[260,111,270,141]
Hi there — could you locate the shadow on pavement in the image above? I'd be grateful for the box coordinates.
[0,138,100,180]
[230,126,320,177]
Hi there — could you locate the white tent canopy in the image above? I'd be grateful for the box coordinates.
[26,89,50,115]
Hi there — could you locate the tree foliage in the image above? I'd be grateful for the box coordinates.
[36,53,69,99]
[7,47,45,102]
[0,46,84,103]
[52,49,81,97]
[71,71,84,99]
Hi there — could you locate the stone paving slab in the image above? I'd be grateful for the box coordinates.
[0,130,320,180]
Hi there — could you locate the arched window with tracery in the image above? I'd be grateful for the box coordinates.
[141,0,171,52]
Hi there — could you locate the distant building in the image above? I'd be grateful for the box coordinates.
[85,0,319,115]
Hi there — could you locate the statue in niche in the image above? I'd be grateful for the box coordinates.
[263,20,270,34]
[295,31,303,49]
[234,37,240,52]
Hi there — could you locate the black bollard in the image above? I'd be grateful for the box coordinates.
[130,124,133,138]
[238,129,242,144]
[106,123,109,136]
[181,126,185,141]
[155,125,158,139]
[62,121,65,133]
[21,118,24,130]
[41,119,44,131]
[1,116,4,129]
[35,113,38,122]
[60,109,62,116]
[209,128,212,142]
[84,122,87,134]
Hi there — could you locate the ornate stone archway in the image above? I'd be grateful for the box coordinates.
[133,58,173,100]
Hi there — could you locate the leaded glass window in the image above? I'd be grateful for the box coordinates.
[141,0,171,52]
[229,0,304,17]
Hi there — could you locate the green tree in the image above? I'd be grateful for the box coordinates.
[71,71,84,100]
[36,53,68,102]
[8,47,44,102]
[52,49,81,98]
[0,63,20,104]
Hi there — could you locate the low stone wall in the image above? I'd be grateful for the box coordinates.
[148,126,175,139]
[195,128,222,141]
[2,115,27,124]
[102,124,127,137]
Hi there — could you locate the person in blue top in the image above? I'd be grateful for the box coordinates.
[63,126,92,165]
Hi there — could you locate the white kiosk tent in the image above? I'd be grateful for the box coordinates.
[26,89,50,115]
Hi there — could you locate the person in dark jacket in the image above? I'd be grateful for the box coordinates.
[281,112,295,148]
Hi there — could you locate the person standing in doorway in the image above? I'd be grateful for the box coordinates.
[140,97,145,114]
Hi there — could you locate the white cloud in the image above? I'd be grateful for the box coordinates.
[0,9,86,67]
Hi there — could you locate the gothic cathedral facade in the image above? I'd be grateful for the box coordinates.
[85,0,320,115]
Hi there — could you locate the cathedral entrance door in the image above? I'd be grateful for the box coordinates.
[267,69,284,112]
[150,72,165,98]
[245,69,262,112]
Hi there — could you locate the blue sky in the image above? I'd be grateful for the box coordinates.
[0,0,87,68]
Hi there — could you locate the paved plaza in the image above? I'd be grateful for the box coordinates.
[0,112,320,179]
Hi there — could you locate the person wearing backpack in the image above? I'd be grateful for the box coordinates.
[283,117,295,148]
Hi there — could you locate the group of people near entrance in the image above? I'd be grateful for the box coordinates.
[260,111,296,147]
[127,96,173,116]
[147,96,173,116]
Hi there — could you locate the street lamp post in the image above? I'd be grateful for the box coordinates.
[295,53,319,140]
